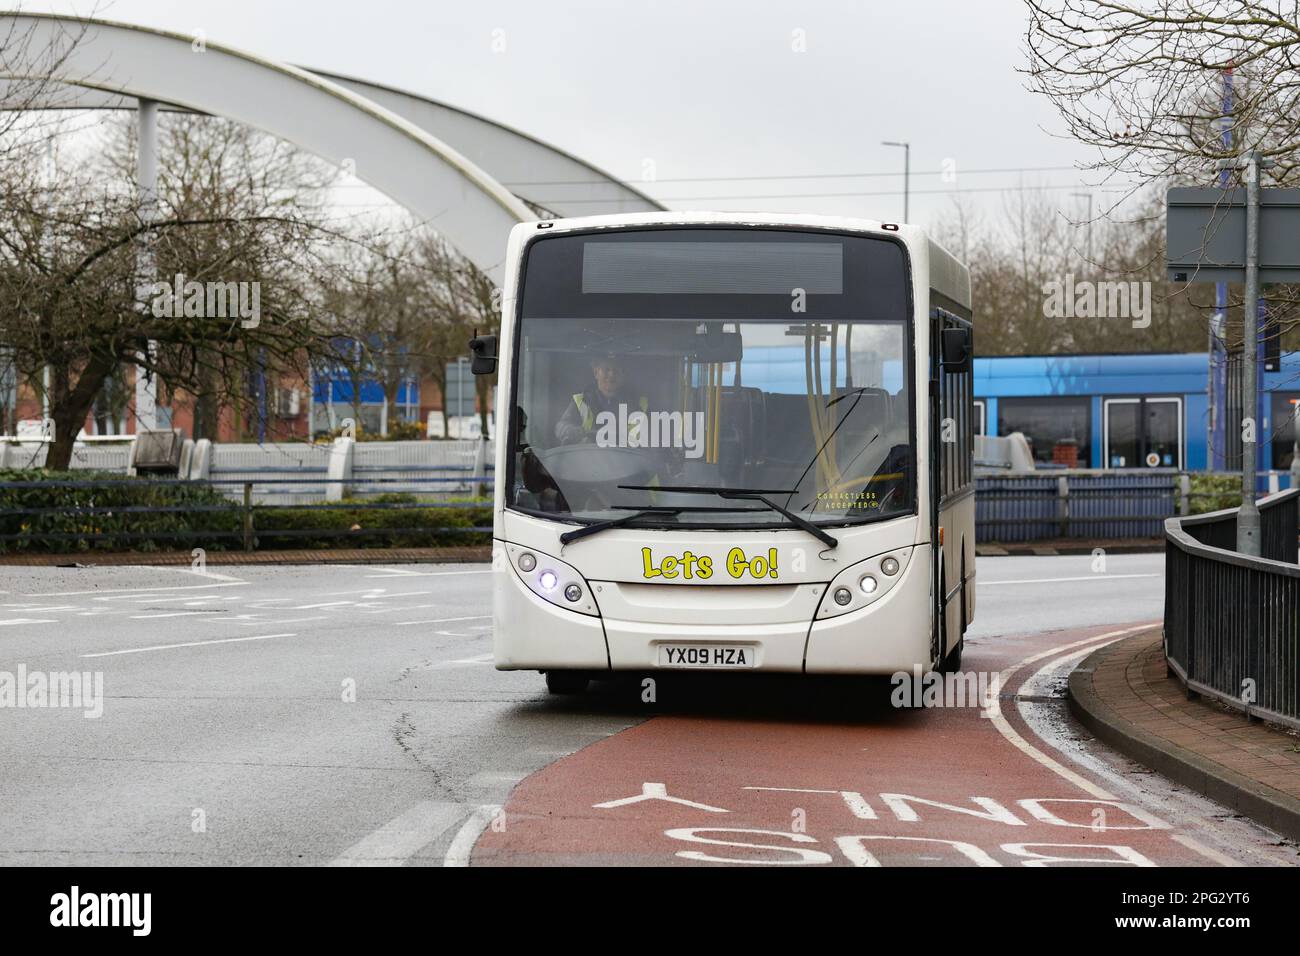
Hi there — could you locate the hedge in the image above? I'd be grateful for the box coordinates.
[0,469,241,554]
[0,471,491,553]
[1188,473,1244,515]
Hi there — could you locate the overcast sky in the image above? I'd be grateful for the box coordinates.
[11,0,1113,232]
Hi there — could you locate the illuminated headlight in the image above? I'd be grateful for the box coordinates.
[504,545,599,617]
[817,548,914,620]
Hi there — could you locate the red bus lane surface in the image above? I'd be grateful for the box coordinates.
[472,623,1246,867]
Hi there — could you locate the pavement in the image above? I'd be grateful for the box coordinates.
[1070,630,1300,843]
[0,551,1295,866]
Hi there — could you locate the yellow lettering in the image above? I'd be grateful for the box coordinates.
[727,547,747,579]
[642,548,661,579]
[697,556,713,579]
[661,556,679,578]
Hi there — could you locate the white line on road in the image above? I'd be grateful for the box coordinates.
[80,633,296,658]
[393,615,491,628]
[983,573,1160,586]
[157,566,247,584]
[0,618,56,627]
[28,582,247,597]
[239,615,328,626]
[330,801,467,867]
[982,624,1154,800]
[363,569,492,579]
[444,805,501,867]
[129,611,218,620]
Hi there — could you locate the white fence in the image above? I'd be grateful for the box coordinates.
[0,436,493,504]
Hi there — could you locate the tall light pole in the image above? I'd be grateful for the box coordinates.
[1217,149,1274,557]
[882,140,910,222]
[135,97,160,434]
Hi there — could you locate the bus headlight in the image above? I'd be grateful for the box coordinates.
[504,544,599,617]
[816,547,913,620]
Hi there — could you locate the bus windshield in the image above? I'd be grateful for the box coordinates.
[507,228,915,529]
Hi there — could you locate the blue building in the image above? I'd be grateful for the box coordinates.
[974,351,1300,473]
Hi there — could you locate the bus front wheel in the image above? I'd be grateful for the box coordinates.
[545,671,590,695]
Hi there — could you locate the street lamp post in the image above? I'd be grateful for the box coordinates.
[882,140,910,223]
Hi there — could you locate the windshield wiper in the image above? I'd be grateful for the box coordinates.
[558,507,683,545]
[619,485,838,549]
[559,504,764,545]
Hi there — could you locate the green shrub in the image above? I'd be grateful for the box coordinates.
[252,496,491,549]
[1188,473,1241,515]
[0,471,490,554]
[0,469,241,554]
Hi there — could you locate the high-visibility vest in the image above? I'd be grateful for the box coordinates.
[572,393,650,436]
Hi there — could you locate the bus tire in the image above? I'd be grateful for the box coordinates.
[939,635,963,674]
[545,670,589,695]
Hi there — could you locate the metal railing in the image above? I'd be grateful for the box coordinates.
[976,470,1299,542]
[0,474,493,554]
[1164,488,1300,731]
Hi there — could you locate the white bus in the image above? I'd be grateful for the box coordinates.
[472,213,975,694]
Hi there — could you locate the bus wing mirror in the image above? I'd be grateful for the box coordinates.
[469,334,498,375]
[941,327,971,373]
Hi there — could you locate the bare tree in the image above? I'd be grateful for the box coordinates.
[1024,0,1300,348]
[0,111,355,468]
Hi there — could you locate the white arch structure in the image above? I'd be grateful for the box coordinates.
[1,12,546,281]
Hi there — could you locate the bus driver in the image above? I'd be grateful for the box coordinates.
[554,353,650,446]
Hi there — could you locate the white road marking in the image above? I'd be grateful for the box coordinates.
[444,805,502,867]
[995,622,1259,867]
[465,770,528,787]
[0,618,56,627]
[983,573,1160,586]
[393,615,491,628]
[1170,833,1244,867]
[329,801,467,867]
[157,566,246,584]
[1015,635,1286,866]
[29,582,246,597]
[334,588,435,598]
[981,624,1154,800]
[129,611,216,620]
[363,569,492,579]
[239,615,328,626]
[80,632,296,658]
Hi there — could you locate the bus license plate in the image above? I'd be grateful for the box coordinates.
[657,644,756,669]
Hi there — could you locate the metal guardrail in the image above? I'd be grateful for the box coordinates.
[976,470,1300,542]
[0,475,494,553]
[1164,488,1300,731]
